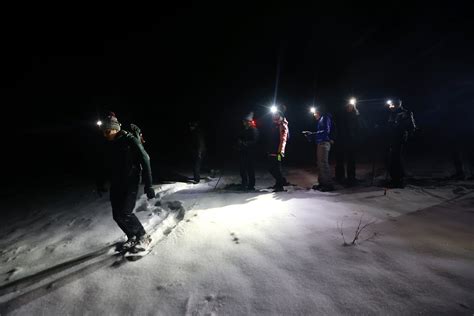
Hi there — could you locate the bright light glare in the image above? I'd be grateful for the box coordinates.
[349,98,356,105]
[310,107,316,114]
[270,105,278,114]
[386,99,393,105]
[97,120,103,126]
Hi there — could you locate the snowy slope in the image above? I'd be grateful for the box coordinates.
[1,168,473,315]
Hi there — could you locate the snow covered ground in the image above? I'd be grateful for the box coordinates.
[0,167,473,315]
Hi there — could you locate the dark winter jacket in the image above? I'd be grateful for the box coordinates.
[190,127,206,157]
[314,114,334,144]
[238,126,259,155]
[387,107,416,143]
[98,131,153,188]
[335,110,361,146]
[268,118,289,156]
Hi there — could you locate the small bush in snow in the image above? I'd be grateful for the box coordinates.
[337,215,377,246]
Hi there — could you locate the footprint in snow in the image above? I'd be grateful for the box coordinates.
[187,214,198,222]
[45,245,56,254]
[230,233,240,244]
[167,201,183,211]
[4,267,22,282]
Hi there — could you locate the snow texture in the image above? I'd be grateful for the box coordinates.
[0,168,473,315]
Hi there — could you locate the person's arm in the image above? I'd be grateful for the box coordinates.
[409,111,417,132]
[278,121,289,155]
[130,137,155,198]
[325,116,332,141]
[316,116,329,139]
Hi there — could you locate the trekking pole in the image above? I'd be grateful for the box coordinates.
[213,170,223,191]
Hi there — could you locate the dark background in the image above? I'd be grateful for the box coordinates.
[2,2,474,187]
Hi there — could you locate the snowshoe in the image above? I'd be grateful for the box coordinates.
[121,236,137,250]
[133,234,152,252]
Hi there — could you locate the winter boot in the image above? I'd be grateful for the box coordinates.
[273,186,286,192]
[134,234,152,252]
[122,236,137,250]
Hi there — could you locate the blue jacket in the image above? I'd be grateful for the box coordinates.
[315,114,334,144]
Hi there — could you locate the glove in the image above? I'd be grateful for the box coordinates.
[145,187,156,199]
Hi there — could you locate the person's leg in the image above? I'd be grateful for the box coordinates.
[111,187,134,239]
[268,156,277,184]
[240,153,249,187]
[347,146,356,181]
[318,142,333,187]
[248,155,256,189]
[269,156,284,189]
[274,159,284,190]
[112,180,146,239]
[335,143,345,182]
[193,152,202,182]
[317,143,324,185]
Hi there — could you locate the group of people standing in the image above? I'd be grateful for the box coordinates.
[229,99,419,193]
[93,100,419,251]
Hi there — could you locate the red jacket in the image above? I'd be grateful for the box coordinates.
[269,118,289,156]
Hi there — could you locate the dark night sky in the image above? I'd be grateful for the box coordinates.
[2,3,474,185]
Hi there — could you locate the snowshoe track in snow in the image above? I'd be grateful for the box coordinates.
[0,184,192,314]
[0,203,187,314]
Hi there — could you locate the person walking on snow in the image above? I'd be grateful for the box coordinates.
[268,107,289,192]
[97,113,156,251]
[303,107,335,192]
[238,112,259,191]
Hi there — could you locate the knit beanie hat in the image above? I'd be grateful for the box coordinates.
[102,112,121,131]
[243,112,254,121]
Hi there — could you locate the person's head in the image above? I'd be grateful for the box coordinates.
[313,105,327,121]
[242,112,254,128]
[313,110,321,121]
[345,103,360,115]
[271,104,286,124]
[387,99,402,112]
[272,111,283,124]
[346,103,355,112]
[101,113,121,141]
[189,121,199,131]
[103,128,119,141]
